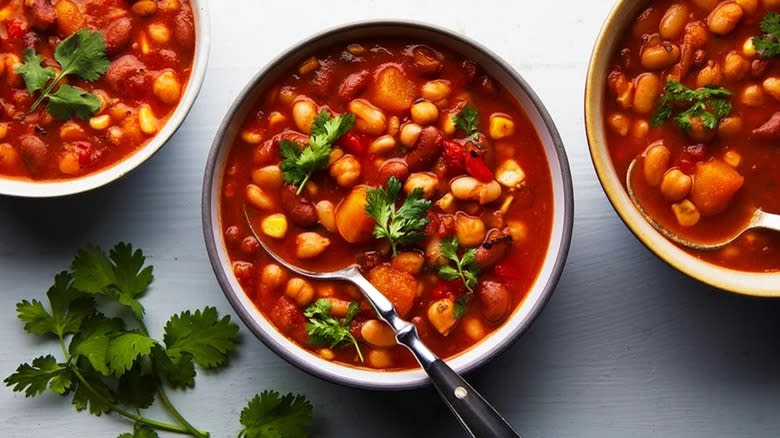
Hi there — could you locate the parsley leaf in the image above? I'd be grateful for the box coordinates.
[16,271,94,338]
[72,243,154,318]
[20,29,109,118]
[651,81,732,131]
[754,12,780,57]
[304,299,363,362]
[452,106,480,139]
[238,390,313,438]
[163,306,240,369]
[280,110,355,195]
[16,48,56,94]
[4,355,72,397]
[438,237,480,294]
[365,176,432,257]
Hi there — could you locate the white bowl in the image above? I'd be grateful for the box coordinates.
[203,21,574,389]
[0,0,210,198]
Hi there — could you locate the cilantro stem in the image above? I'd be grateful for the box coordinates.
[30,70,65,111]
[296,173,311,196]
[69,367,193,435]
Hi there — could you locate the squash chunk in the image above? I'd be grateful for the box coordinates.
[335,187,375,243]
[367,265,417,318]
[690,159,744,216]
[368,65,416,112]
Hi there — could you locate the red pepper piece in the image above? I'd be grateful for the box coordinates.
[465,143,493,182]
[340,131,369,155]
[431,279,466,301]
[7,17,28,41]
[442,140,465,175]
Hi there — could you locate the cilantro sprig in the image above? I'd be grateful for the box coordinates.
[5,243,313,438]
[280,110,355,195]
[753,12,780,57]
[16,29,109,120]
[238,390,313,438]
[452,106,480,141]
[651,81,732,131]
[365,176,432,257]
[438,237,480,318]
[304,299,363,362]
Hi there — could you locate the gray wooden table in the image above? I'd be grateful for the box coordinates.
[3,1,780,437]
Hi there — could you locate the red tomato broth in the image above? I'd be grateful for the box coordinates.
[0,0,196,180]
[220,39,553,370]
[604,0,780,272]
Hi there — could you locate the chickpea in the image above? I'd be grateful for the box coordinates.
[391,251,425,275]
[368,135,396,154]
[349,98,386,135]
[436,192,456,213]
[631,119,650,139]
[421,79,452,102]
[507,220,529,243]
[285,278,315,307]
[399,123,422,147]
[644,142,671,187]
[741,84,765,107]
[411,99,439,126]
[455,213,487,247]
[633,73,661,115]
[261,264,287,290]
[148,22,170,44]
[707,2,744,35]
[319,348,335,360]
[697,61,723,88]
[315,200,337,233]
[261,213,288,239]
[153,71,181,104]
[60,121,85,141]
[489,114,515,139]
[425,236,446,266]
[0,143,20,169]
[660,4,690,39]
[641,42,681,70]
[251,165,282,190]
[462,316,486,341]
[427,299,458,336]
[763,77,780,101]
[404,172,439,199]
[672,199,701,227]
[328,147,345,167]
[607,113,630,136]
[292,98,317,134]
[361,320,397,348]
[329,155,361,188]
[660,169,693,202]
[718,116,743,137]
[59,153,80,175]
[245,184,274,211]
[441,111,457,134]
[367,349,394,369]
[323,297,351,317]
[131,0,158,15]
[723,51,750,81]
[387,116,400,137]
[295,232,331,259]
[450,176,502,205]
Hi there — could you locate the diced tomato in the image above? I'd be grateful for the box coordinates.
[431,279,465,300]
[423,211,440,235]
[465,143,493,182]
[677,144,708,175]
[74,141,103,167]
[340,131,369,155]
[442,140,465,174]
[7,17,28,41]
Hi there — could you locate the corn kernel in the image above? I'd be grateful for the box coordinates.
[267,111,287,130]
[137,31,151,55]
[153,71,181,104]
[147,22,170,44]
[298,57,320,75]
[441,112,456,135]
[110,103,131,121]
[261,213,288,239]
[672,200,701,227]
[319,348,335,360]
[347,44,365,55]
[241,129,262,144]
[58,153,80,175]
[743,38,756,57]
[89,114,110,130]
[278,87,295,106]
[436,193,456,213]
[138,105,159,134]
[500,195,515,215]
[489,114,515,140]
[724,150,742,168]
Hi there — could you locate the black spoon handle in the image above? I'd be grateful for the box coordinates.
[425,359,520,438]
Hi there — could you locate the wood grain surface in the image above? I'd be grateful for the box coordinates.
[2,1,780,437]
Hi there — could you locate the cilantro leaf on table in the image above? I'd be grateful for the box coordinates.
[118,425,160,438]
[304,299,363,362]
[238,390,313,438]
[280,110,355,195]
[69,314,125,376]
[365,176,431,257]
[4,355,72,397]
[72,242,154,318]
[106,332,157,377]
[651,81,732,131]
[16,49,56,94]
[152,346,197,388]
[753,12,780,57]
[70,362,116,415]
[452,105,480,139]
[116,365,158,410]
[16,271,94,338]
[163,306,240,368]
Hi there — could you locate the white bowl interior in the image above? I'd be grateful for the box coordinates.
[0,0,210,198]
[587,1,780,296]
[204,21,573,389]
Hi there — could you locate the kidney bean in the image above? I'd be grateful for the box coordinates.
[173,8,195,49]
[378,159,409,184]
[752,112,780,140]
[405,126,442,172]
[279,184,318,227]
[19,135,48,174]
[477,281,511,325]
[474,228,512,269]
[105,55,149,92]
[102,17,132,54]
[28,0,55,31]
[337,70,370,101]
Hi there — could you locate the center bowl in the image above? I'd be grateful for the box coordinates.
[202,20,574,389]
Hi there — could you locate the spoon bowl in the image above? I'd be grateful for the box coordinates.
[625,157,780,251]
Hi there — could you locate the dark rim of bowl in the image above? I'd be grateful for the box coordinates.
[202,19,574,390]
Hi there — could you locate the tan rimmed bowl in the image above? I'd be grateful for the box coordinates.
[585,0,780,297]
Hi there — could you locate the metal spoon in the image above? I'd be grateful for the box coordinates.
[626,157,780,250]
[244,208,520,438]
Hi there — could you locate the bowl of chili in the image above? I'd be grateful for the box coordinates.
[0,0,209,197]
[586,0,780,296]
[203,21,573,389]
